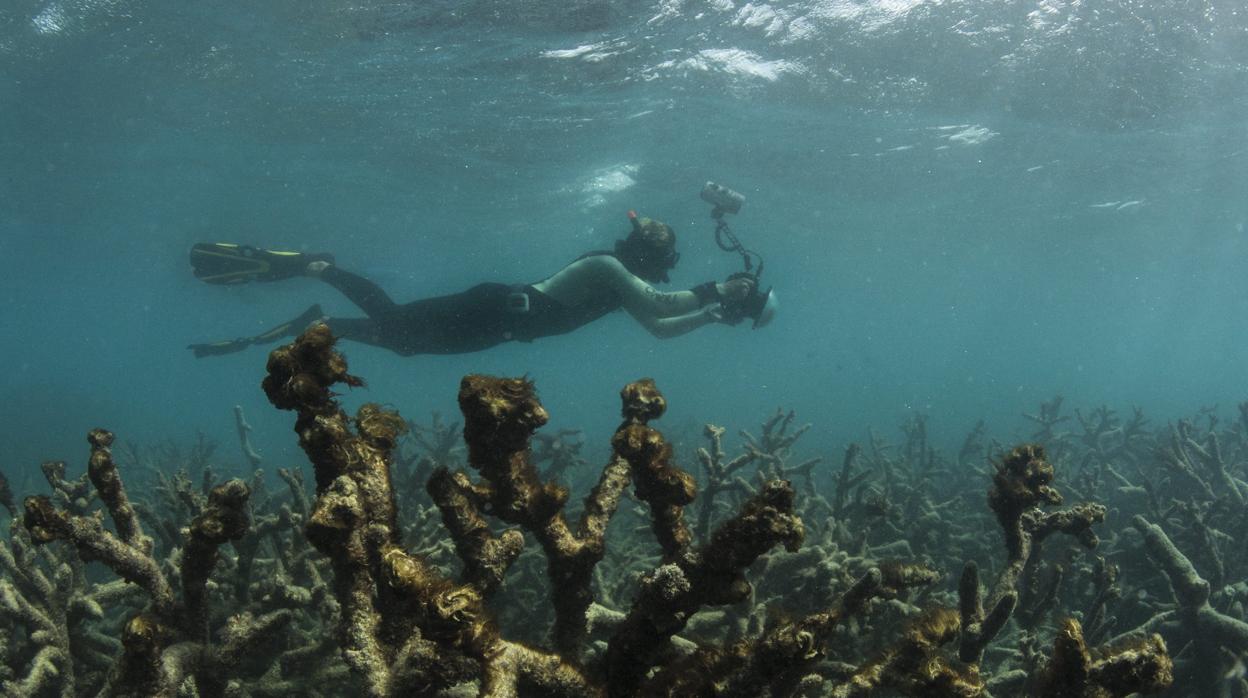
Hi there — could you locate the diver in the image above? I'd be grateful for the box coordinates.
[186,211,775,358]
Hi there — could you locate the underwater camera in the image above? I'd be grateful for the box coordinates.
[699,181,776,329]
[700,181,745,216]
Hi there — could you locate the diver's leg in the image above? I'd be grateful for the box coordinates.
[319,317,402,353]
[387,284,514,355]
[210,281,515,357]
[188,304,325,358]
[313,265,400,318]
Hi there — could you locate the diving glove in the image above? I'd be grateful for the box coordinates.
[718,273,777,329]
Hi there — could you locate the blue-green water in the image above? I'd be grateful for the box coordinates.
[3,0,1247,477]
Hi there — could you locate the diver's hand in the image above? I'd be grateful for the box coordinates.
[716,275,757,325]
[705,304,745,326]
[717,276,755,302]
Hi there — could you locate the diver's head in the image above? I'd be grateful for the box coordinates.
[615,213,679,283]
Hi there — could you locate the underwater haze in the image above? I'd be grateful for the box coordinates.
[4,0,1248,469]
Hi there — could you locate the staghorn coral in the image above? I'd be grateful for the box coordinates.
[5,326,1228,697]
[255,326,1175,698]
[960,444,1108,664]
[1116,516,1248,695]
[260,325,1010,698]
[18,429,295,697]
[604,478,805,697]
[0,516,140,697]
[1034,618,1172,697]
[262,324,595,697]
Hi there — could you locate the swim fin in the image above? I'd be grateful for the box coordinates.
[190,243,334,285]
[187,337,252,358]
[188,304,325,358]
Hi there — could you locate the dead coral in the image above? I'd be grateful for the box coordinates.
[262,324,596,697]
[961,444,1108,663]
[263,326,958,698]
[0,516,139,697]
[5,326,1216,697]
[19,429,293,697]
[1120,516,1248,694]
[1034,618,1172,697]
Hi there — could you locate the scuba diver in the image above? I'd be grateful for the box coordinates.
[187,209,776,358]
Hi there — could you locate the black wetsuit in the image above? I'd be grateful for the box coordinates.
[320,255,621,355]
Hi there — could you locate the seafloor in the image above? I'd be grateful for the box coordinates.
[3,325,1244,697]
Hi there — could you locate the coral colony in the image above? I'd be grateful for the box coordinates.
[11,324,1248,696]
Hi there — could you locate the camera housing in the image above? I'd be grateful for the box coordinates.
[700,181,745,215]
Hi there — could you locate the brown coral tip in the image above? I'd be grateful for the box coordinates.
[459,375,549,443]
[262,324,363,414]
[991,444,1062,515]
[620,379,666,423]
[22,495,68,544]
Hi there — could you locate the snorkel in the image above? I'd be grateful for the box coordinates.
[628,208,643,235]
[618,210,678,283]
[700,182,777,329]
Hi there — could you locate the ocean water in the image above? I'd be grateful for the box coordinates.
[4,1,1247,472]
[1,2,1246,693]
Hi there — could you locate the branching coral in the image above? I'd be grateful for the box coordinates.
[1034,618,1172,697]
[0,516,138,697]
[1119,516,1248,694]
[262,324,596,696]
[642,562,949,697]
[262,325,1009,698]
[4,325,1215,698]
[960,444,1108,664]
[19,429,293,697]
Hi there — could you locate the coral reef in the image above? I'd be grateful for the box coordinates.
[16,430,295,697]
[12,327,1248,697]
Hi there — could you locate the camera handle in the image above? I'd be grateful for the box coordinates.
[711,211,764,282]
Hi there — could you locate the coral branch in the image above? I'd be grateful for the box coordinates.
[605,479,804,697]
[22,495,176,617]
[182,479,251,637]
[426,468,524,595]
[234,404,264,468]
[0,469,13,517]
[455,374,634,655]
[696,424,759,541]
[1035,618,1171,697]
[86,429,150,554]
[961,445,1107,663]
[612,379,696,561]
[264,326,593,695]
[831,608,982,698]
[1131,516,1248,652]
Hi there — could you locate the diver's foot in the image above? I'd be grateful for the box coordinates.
[190,243,335,285]
[251,304,326,344]
[188,338,251,358]
[189,304,325,359]
[306,260,332,276]
[292,303,327,330]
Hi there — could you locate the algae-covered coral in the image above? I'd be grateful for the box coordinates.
[5,324,1246,696]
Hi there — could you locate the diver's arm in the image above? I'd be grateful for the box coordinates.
[533,255,748,324]
[630,305,722,339]
[613,265,755,324]
[535,256,703,319]
[604,259,704,319]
